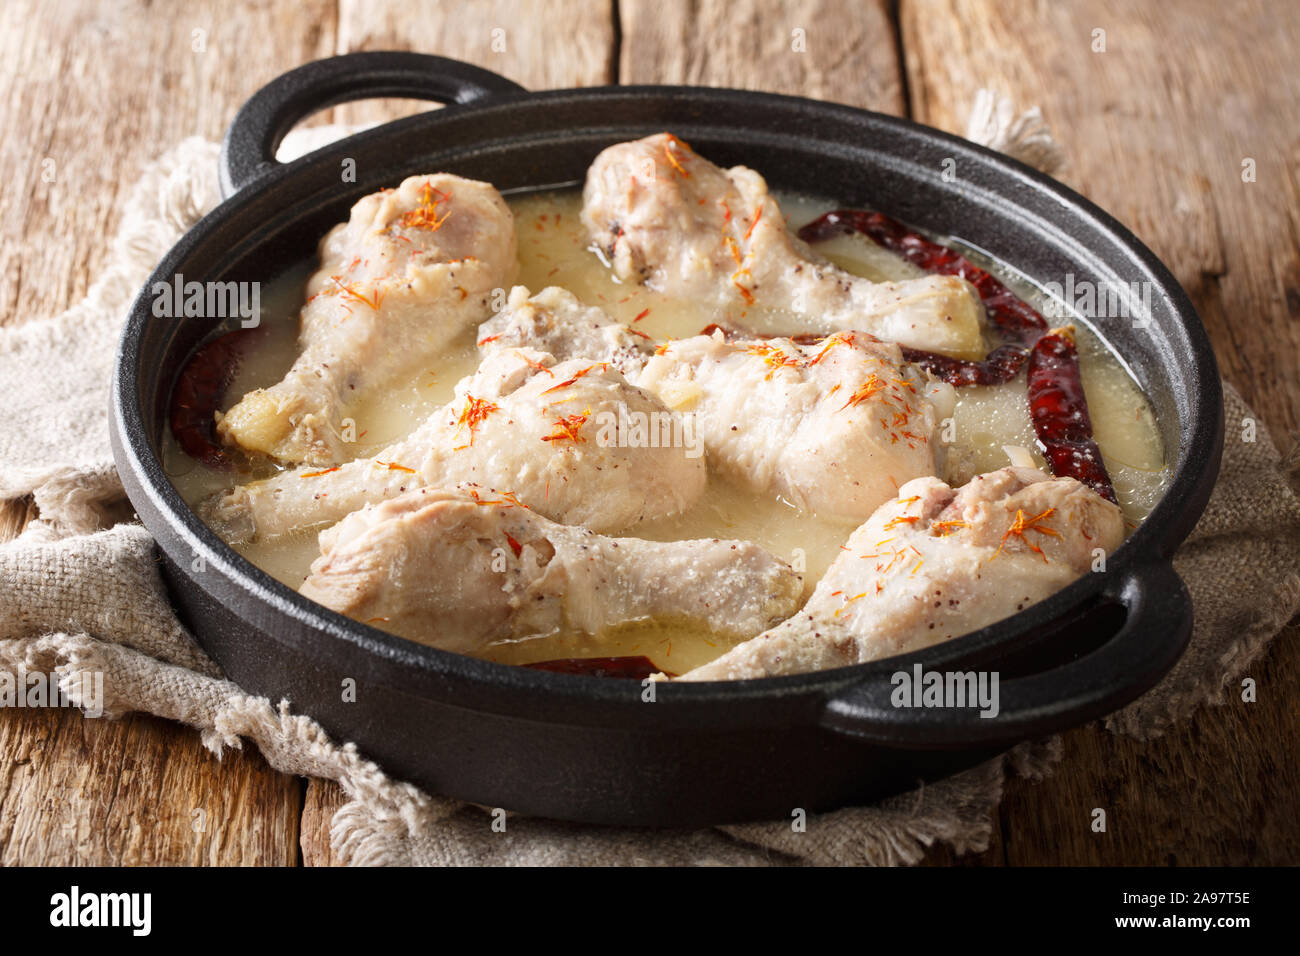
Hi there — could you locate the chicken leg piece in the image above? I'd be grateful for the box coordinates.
[581,133,984,355]
[638,329,955,521]
[218,174,517,466]
[679,467,1124,680]
[201,347,707,542]
[476,285,655,381]
[477,288,956,522]
[299,486,803,653]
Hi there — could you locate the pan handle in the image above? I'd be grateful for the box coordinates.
[220,52,527,196]
[819,561,1192,749]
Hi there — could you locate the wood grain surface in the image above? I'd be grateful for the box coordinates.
[619,0,905,112]
[0,0,1294,866]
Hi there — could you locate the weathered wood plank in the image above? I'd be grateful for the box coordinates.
[0,707,301,866]
[0,0,337,328]
[300,779,349,866]
[902,0,1300,864]
[0,0,330,866]
[330,0,616,127]
[619,0,905,113]
[989,636,1300,865]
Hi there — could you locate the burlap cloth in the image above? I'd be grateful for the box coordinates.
[2,96,1297,866]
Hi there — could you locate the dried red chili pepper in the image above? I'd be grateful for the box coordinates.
[169,327,264,469]
[899,344,1028,387]
[522,655,672,680]
[1026,330,1117,503]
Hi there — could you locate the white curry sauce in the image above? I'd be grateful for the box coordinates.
[163,189,1169,674]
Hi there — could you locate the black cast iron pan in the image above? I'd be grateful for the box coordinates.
[110,52,1224,826]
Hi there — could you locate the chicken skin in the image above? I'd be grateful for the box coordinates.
[476,285,654,381]
[218,174,517,466]
[202,347,707,542]
[582,133,983,355]
[477,287,956,522]
[638,329,954,521]
[679,467,1124,680]
[300,486,803,653]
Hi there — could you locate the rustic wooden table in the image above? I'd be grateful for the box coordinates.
[1,0,1296,866]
